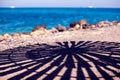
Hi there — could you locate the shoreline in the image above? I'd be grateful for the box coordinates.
[0,20,120,80]
[0,20,120,51]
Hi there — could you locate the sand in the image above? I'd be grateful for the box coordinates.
[0,26,120,80]
[0,26,120,51]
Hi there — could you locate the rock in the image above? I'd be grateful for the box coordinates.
[117,22,120,27]
[31,24,49,35]
[3,33,11,39]
[80,19,87,26]
[70,22,80,28]
[112,21,118,25]
[68,28,76,31]
[96,21,104,28]
[56,24,67,32]
[104,21,114,27]
[32,24,47,32]
[50,27,58,33]
[19,33,30,38]
[0,35,4,41]
[11,33,20,39]
[87,24,96,29]
[82,24,90,29]
[108,22,114,26]
[74,24,81,29]
[31,30,47,35]
[70,20,88,30]
[70,22,83,30]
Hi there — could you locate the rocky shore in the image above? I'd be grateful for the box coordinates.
[0,20,120,51]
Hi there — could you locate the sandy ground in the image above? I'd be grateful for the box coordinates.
[0,26,120,51]
[0,26,120,80]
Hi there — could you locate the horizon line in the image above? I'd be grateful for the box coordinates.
[0,7,120,8]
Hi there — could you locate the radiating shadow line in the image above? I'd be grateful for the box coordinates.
[0,41,119,80]
[26,53,67,80]
[8,54,60,80]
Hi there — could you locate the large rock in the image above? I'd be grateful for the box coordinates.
[96,21,115,28]
[70,22,80,28]
[82,24,90,29]
[117,22,120,27]
[32,24,47,32]
[3,33,11,39]
[19,32,30,38]
[96,21,104,28]
[31,29,49,35]
[112,21,118,26]
[89,24,96,29]
[50,27,58,33]
[56,24,67,32]
[31,30,44,35]
[80,19,87,26]
[31,24,49,35]
[70,20,88,29]
[0,35,4,41]
[74,24,81,29]
[68,28,76,31]
[11,33,20,39]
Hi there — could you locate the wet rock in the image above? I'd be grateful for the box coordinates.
[56,24,67,32]
[32,24,47,32]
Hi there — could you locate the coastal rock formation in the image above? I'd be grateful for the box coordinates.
[96,21,104,28]
[0,35,4,41]
[11,33,20,39]
[56,24,67,32]
[31,30,47,35]
[31,24,49,35]
[50,27,58,33]
[32,24,47,32]
[3,34,11,39]
[0,34,12,41]
[89,24,96,29]
[70,20,88,29]
[74,24,81,29]
[96,21,117,28]
[19,33,30,38]
[80,19,87,26]
[0,20,120,42]
[112,21,118,26]
[67,27,75,31]
[70,22,80,28]
[117,22,120,26]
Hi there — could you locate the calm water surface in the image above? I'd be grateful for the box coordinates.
[0,8,120,34]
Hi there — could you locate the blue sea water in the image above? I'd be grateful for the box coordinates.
[0,8,120,35]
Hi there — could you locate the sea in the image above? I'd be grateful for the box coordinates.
[0,8,120,35]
